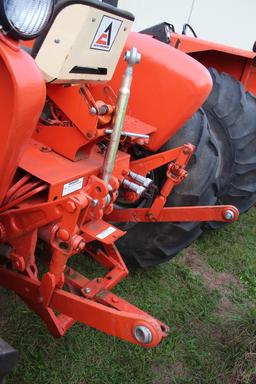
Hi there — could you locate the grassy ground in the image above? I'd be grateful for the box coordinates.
[1,210,256,384]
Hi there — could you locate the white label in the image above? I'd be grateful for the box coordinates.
[91,16,122,51]
[62,177,84,196]
[96,226,117,240]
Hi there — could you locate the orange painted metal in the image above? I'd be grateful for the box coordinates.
[109,32,212,151]
[0,266,168,347]
[0,35,45,205]
[0,128,239,346]
[0,166,170,345]
[0,29,244,348]
[170,33,256,58]
[148,144,194,219]
[130,147,182,175]
[19,140,130,201]
[107,205,239,223]
[36,84,98,161]
[170,33,256,94]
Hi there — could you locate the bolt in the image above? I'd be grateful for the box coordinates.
[133,326,153,345]
[78,240,86,251]
[57,229,70,241]
[92,18,96,22]
[91,199,99,207]
[14,261,19,269]
[65,201,77,213]
[54,38,60,44]
[40,146,51,153]
[183,147,191,155]
[105,194,111,206]
[85,287,91,294]
[71,235,85,251]
[111,297,119,304]
[89,107,97,116]
[86,132,94,139]
[224,209,235,221]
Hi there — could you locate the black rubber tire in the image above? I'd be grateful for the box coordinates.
[117,109,219,267]
[203,68,256,228]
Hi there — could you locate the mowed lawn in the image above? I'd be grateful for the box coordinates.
[1,210,256,384]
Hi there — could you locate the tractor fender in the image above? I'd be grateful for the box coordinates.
[0,36,46,205]
[170,33,256,94]
[109,32,212,151]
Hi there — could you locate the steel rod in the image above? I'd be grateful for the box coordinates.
[102,48,141,185]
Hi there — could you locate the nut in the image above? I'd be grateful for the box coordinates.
[224,209,235,221]
[133,326,153,344]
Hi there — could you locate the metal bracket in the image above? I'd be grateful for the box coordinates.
[0,265,169,347]
[148,143,194,219]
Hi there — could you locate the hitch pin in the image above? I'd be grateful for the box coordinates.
[105,129,149,139]
[102,47,141,185]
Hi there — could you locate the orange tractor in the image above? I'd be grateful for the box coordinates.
[0,0,256,358]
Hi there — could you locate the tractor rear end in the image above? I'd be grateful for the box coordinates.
[140,23,256,232]
[0,0,250,355]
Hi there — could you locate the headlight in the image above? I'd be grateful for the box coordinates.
[0,0,54,40]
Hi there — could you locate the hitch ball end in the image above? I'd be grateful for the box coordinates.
[125,47,141,66]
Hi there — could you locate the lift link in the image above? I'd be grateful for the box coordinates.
[148,143,195,220]
[107,142,239,224]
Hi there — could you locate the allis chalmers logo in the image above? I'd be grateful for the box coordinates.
[91,16,122,51]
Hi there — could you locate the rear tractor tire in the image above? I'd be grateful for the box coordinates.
[203,68,256,228]
[117,109,219,267]
[117,69,256,267]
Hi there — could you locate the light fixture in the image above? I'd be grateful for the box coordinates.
[0,0,54,40]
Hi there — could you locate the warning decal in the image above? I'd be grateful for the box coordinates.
[91,15,122,51]
[96,226,117,240]
[62,177,84,196]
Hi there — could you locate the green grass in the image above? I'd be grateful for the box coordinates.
[1,210,256,384]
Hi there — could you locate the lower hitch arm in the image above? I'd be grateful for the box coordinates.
[0,241,169,348]
[0,267,169,347]
[107,205,239,223]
